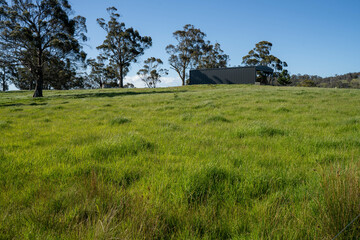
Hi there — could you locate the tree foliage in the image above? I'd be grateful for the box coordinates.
[242,41,287,70]
[97,7,152,88]
[242,41,288,84]
[10,54,85,90]
[298,79,316,87]
[277,69,292,86]
[0,0,87,97]
[290,72,360,88]
[137,57,168,88]
[197,42,229,69]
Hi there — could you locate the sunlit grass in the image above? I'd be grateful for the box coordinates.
[1,85,360,239]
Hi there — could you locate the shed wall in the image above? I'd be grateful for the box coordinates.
[189,68,256,85]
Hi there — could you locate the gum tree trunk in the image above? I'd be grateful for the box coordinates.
[33,74,43,97]
[119,67,123,88]
[182,68,186,86]
[33,55,43,97]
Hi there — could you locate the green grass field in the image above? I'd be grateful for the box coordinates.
[1,85,360,239]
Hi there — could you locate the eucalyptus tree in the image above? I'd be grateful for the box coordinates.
[166,24,206,86]
[137,57,168,88]
[166,25,229,85]
[242,41,288,84]
[0,0,87,97]
[97,7,152,88]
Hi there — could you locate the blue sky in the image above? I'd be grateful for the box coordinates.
[9,0,360,89]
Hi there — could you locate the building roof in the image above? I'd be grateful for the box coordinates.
[191,65,274,73]
[254,66,274,73]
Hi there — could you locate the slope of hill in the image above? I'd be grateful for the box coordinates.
[1,85,360,239]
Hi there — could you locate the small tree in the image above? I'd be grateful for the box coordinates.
[137,57,168,88]
[97,7,152,88]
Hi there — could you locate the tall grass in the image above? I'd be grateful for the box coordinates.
[319,163,360,239]
[1,85,360,239]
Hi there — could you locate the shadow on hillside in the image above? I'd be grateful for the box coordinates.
[0,90,188,107]
[0,103,24,107]
[50,90,188,99]
[0,102,47,107]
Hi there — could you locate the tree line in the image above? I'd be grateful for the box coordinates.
[290,73,360,88]
[3,0,354,98]
[0,0,237,97]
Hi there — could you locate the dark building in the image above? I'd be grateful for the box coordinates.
[189,66,274,85]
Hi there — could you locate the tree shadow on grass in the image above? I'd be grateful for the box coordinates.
[0,102,48,107]
[50,90,188,99]
[0,89,188,107]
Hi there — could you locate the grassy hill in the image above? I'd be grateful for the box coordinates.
[1,85,360,239]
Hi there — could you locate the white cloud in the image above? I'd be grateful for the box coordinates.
[124,75,180,88]
[124,75,143,88]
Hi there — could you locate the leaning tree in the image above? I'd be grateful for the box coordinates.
[97,7,152,88]
[0,0,87,97]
